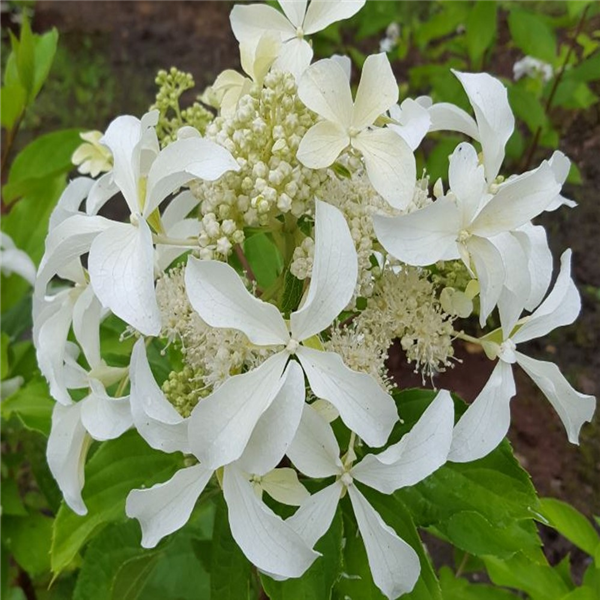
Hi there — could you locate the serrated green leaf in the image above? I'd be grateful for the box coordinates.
[2,513,53,576]
[466,1,497,66]
[73,521,158,600]
[51,431,182,574]
[4,128,81,204]
[508,11,557,63]
[210,498,252,600]
[484,553,570,600]
[539,498,600,556]
[261,510,343,600]
[0,84,26,130]
[244,233,283,290]
[110,553,162,600]
[0,377,53,436]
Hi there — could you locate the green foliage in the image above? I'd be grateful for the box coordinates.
[261,510,343,600]
[50,431,182,575]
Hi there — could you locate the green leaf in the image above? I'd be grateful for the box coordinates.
[280,269,305,316]
[210,498,252,599]
[2,513,53,576]
[393,390,541,559]
[439,567,520,599]
[552,80,598,109]
[0,84,26,130]
[261,510,343,600]
[508,11,557,63]
[32,28,59,99]
[244,233,283,289]
[484,553,571,600]
[1,332,9,379]
[50,431,182,574]
[110,554,162,600]
[538,498,600,556]
[0,377,54,436]
[15,19,35,100]
[466,1,497,66]
[73,521,156,600]
[0,479,27,517]
[508,84,548,133]
[4,128,82,204]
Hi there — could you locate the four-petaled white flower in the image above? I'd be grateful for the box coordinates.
[36,111,239,336]
[184,199,398,471]
[297,53,416,209]
[230,0,365,81]
[126,343,319,579]
[285,390,454,599]
[373,141,560,331]
[449,250,596,463]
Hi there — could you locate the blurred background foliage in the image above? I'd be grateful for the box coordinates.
[1,1,599,599]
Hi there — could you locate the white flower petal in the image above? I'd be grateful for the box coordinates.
[36,214,113,297]
[126,464,213,548]
[80,380,132,441]
[513,223,553,311]
[352,128,416,209]
[373,198,461,266]
[546,151,576,211]
[516,352,595,445]
[161,190,200,231]
[428,102,480,140]
[100,115,145,214]
[351,390,454,493]
[304,0,365,34]
[470,161,560,237]
[297,346,397,448]
[260,468,310,506]
[448,361,516,463]
[348,485,420,599]
[467,235,505,326]
[49,177,94,229]
[157,218,201,271]
[387,98,431,151]
[223,464,318,578]
[298,58,354,127]
[144,138,239,218]
[290,200,357,341]
[72,285,102,369]
[352,53,398,130]
[287,402,342,478]
[188,352,289,469]
[273,37,314,81]
[452,70,515,183]
[1,246,36,286]
[230,4,296,44]
[513,250,580,344]
[35,292,78,405]
[237,361,305,476]
[85,172,119,216]
[88,220,161,336]
[296,120,349,169]
[47,402,91,516]
[130,338,189,453]
[494,232,531,338]
[287,481,343,546]
[448,142,487,225]
[185,256,289,346]
[279,0,307,27]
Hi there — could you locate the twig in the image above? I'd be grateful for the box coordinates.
[521,5,591,172]
[234,244,257,285]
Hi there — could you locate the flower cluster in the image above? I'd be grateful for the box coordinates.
[35,1,595,598]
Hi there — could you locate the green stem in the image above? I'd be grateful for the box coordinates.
[452,330,483,346]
